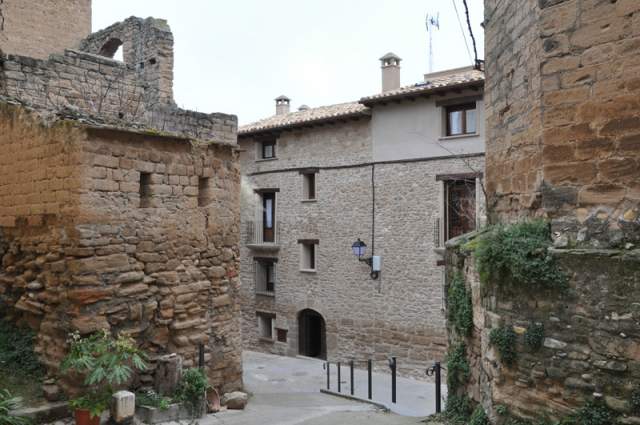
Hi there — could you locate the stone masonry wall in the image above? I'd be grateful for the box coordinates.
[0,0,92,59]
[0,17,237,145]
[485,0,640,247]
[239,120,485,378]
[0,105,243,394]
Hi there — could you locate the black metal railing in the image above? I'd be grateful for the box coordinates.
[323,357,444,413]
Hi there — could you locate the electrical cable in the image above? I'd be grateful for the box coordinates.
[451,0,473,65]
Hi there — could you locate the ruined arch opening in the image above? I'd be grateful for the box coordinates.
[298,309,326,359]
[99,38,124,60]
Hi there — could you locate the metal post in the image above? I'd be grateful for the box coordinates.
[391,357,397,404]
[326,362,330,390]
[435,362,441,413]
[198,343,205,369]
[337,362,341,393]
[350,360,354,396]
[367,359,372,400]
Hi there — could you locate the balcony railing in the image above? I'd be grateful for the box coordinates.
[246,220,281,249]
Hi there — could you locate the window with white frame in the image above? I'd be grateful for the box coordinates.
[257,312,274,340]
[445,102,477,136]
[299,240,317,271]
[254,258,276,294]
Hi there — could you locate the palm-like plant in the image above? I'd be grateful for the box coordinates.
[61,330,147,419]
[0,390,31,425]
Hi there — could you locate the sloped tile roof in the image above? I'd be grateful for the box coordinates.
[239,102,370,135]
[360,69,484,105]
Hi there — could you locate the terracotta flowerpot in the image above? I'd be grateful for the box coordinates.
[206,388,221,413]
[74,409,101,425]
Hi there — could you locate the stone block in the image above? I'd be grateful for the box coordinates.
[154,354,183,396]
[221,391,248,410]
[110,391,135,424]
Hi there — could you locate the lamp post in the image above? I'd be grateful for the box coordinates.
[351,238,380,279]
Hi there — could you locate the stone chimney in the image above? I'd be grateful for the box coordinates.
[275,95,291,115]
[380,52,402,92]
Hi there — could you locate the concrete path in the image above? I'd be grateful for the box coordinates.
[193,351,440,425]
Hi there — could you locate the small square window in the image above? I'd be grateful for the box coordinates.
[276,328,288,343]
[140,172,152,208]
[302,173,316,200]
[255,259,276,294]
[299,240,317,271]
[446,103,477,136]
[198,177,211,207]
[257,313,274,340]
[261,140,276,159]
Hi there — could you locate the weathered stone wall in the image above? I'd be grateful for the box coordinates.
[485,0,640,247]
[0,105,242,394]
[238,120,484,377]
[0,0,92,59]
[0,17,237,145]
[443,0,640,421]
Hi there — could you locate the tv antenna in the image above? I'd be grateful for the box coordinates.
[426,13,440,74]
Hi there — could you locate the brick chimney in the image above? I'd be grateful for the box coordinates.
[380,52,402,92]
[275,95,291,115]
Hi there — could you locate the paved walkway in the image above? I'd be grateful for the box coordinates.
[195,351,441,425]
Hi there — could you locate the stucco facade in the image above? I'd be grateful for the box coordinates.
[238,65,485,377]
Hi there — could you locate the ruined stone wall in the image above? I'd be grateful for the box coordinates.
[485,0,640,246]
[441,0,640,421]
[0,106,242,394]
[0,0,92,59]
[0,17,237,145]
[238,121,484,377]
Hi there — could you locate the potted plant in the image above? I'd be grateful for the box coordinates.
[174,368,209,420]
[0,389,31,425]
[61,330,147,425]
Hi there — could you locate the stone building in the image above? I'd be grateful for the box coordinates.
[0,0,92,59]
[0,3,242,394]
[238,55,485,376]
[444,0,640,421]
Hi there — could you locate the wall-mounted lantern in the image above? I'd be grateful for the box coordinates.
[351,238,381,279]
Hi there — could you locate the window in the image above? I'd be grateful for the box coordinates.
[446,103,477,136]
[255,258,276,294]
[445,179,477,240]
[276,328,288,343]
[299,240,318,271]
[302,172,316,200]
[198,177,211,207]
[261,140,276,159]
[257,313,274,340]
[262,192,276,243]
[139,172,152,208]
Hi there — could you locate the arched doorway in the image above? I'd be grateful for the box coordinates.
[298,309,326,359]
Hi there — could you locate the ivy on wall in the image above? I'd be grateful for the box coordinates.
[473,220,567,290]
[447,273,474,337]
[489,325,517,366]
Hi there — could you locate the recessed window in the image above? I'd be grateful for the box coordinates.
[261,140,276,159]
[445,179,477,240]
[276,328,288,343]
[302,173,316,200]
[140,172,152,208]
[255,259,276,294]
[198,177,211,207]
[446,103,477,136]
[299,240,318,271]
[257,313,274,340]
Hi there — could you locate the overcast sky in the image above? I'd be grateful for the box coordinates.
[93,1,484,125]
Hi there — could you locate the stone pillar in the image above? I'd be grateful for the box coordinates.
[110,391,135,424]
[154,353,183,396]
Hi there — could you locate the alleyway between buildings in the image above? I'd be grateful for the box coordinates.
[200,351,439,425]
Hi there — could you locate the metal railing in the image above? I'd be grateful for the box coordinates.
[245,220,281,247]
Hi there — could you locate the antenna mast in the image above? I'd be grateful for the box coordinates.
[426,13,440,74]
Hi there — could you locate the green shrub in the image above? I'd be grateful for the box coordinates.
[474,220,567,290]
[445,394,472,424]
[563,401,617,425]
[175,368,209,417]
[0,321,44,378]
[489,325,517,366]
[446,343,470,393]
[524,323,545,352]
[136,389,173,411]
[447,274,474,337]
[0,389,31,425]
[469,405,490,425]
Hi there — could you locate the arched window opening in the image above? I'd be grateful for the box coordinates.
[99,38,124,60]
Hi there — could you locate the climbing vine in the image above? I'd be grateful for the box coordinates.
[489,325,517,366]
[473,220,567,290]
[524,322,545,352]
[447,273,473,337]
[446,343,470,393]
[469,405,490,425]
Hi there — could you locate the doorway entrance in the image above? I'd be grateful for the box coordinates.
[298,309,326,359]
